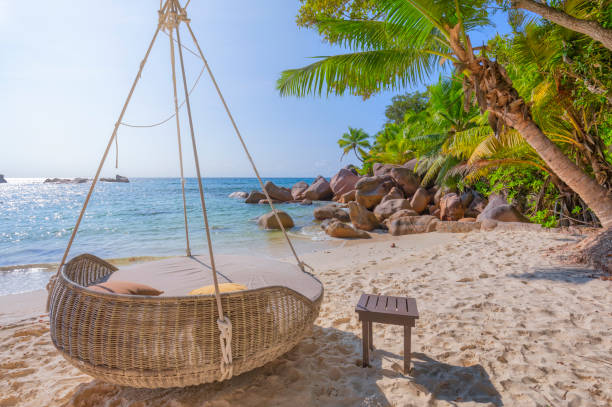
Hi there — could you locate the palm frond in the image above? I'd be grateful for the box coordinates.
[277,49,438,97]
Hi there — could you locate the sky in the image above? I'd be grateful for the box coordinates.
[0,0,511,178]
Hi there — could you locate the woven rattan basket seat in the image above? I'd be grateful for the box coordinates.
[48,254,323,388]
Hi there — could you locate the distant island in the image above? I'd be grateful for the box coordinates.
[43,175,129,184]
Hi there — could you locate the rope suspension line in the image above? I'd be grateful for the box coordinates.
[48,0,311,379]
[182,16,311,272]
[170,0,233,379]
[46,0,170,312]
[168,15,192,257]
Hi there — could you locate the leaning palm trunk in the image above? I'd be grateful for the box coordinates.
[511,0,612,52]
[449,26,612,228]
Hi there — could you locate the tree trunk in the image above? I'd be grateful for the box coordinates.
[512,0,612,51]
[447,25,612,228]
[512,118,612,227]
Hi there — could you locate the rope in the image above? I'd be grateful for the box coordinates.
[172,0,233,377]
[46,0,169,312]
[182,18,309,273]
[168,20,192,256]
[119,63,205,128]
[217,317,233,380]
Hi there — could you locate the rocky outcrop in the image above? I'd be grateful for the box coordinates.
[324,219,371,239]
[477,193,529,223]
[465,192,488,218]
[384,209,420,227]
[338,190,356,204]
[291,181,309,200]
[410,187,431,213]
[330,168,361,197]
[355,176,395,209]
[388,215,438,235]
[373,163,399,176]
[404,158,419,172]
[373,199,412,222]
[348,201,379,231]
[0,174,6,183]
[389,167,419,196]
[314,204,350,222]
[245,190,266,204]
[380,187,404,203]
[304,176,333,201]
[228,191,248,199]
[300,199,313,205]
[257,211,294,230]
[440,193,465,221]
[264,181,292,202]
[44,177,88,184]
[258,199,281,204]
[100,175,129,183]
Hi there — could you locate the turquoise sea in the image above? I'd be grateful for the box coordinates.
[0,177,332,295]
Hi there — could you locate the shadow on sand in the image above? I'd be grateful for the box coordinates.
[66,326,502,406]
[510,265,601,284]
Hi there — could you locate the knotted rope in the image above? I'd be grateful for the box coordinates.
[217,317,233,380]
[171,0,234,378]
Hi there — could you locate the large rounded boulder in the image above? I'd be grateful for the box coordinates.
[257,211,295,230]
[228,191,248,199]
[304,176,333,201]
[380,187,404,204]
[373,199,412,222]
[477,193,529,223]
[264,181,292,202]
[354,176,395,209]
[314,204,350,222]
[410,187,431,214]
[348,201,379,231]
[324,219,371,239]
[389,167,420,196]
[388,215,438,236]
[440,193,465,221]
[245,190,266,204]
[330,168,361,197]
[291,181,309,200]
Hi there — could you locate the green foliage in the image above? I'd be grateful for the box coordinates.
[338,127,371,162]
[384,91,429,123]
[294,0,611,226]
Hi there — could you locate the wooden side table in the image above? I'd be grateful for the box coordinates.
[355,293,419,374]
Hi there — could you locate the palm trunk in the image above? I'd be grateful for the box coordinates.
[448,25,612,228]
[512,0,612,51]
[513,118,612,227]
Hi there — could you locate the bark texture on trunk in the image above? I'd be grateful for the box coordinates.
[512,0,612,51]
[448,25,612,228]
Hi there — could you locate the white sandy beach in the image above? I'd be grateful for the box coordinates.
[1,230,610,407]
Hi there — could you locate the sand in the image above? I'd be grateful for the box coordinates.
[1,230,610,406]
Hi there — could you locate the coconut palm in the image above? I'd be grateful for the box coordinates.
[509,0,612,51]
[338,127,371,162]
[277,0,612,227]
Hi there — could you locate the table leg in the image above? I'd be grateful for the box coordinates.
[404,324,411,374]
[362,320,370,367]
[368,321,374,350]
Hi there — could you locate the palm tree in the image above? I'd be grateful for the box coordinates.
[338,127,371,162]
[510,0,612,51]
[277,0,612,227]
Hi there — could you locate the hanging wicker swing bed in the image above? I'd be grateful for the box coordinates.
[47,0,323,389]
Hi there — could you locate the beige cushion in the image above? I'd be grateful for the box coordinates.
[88,281,163,296]
[108,254,322,302]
